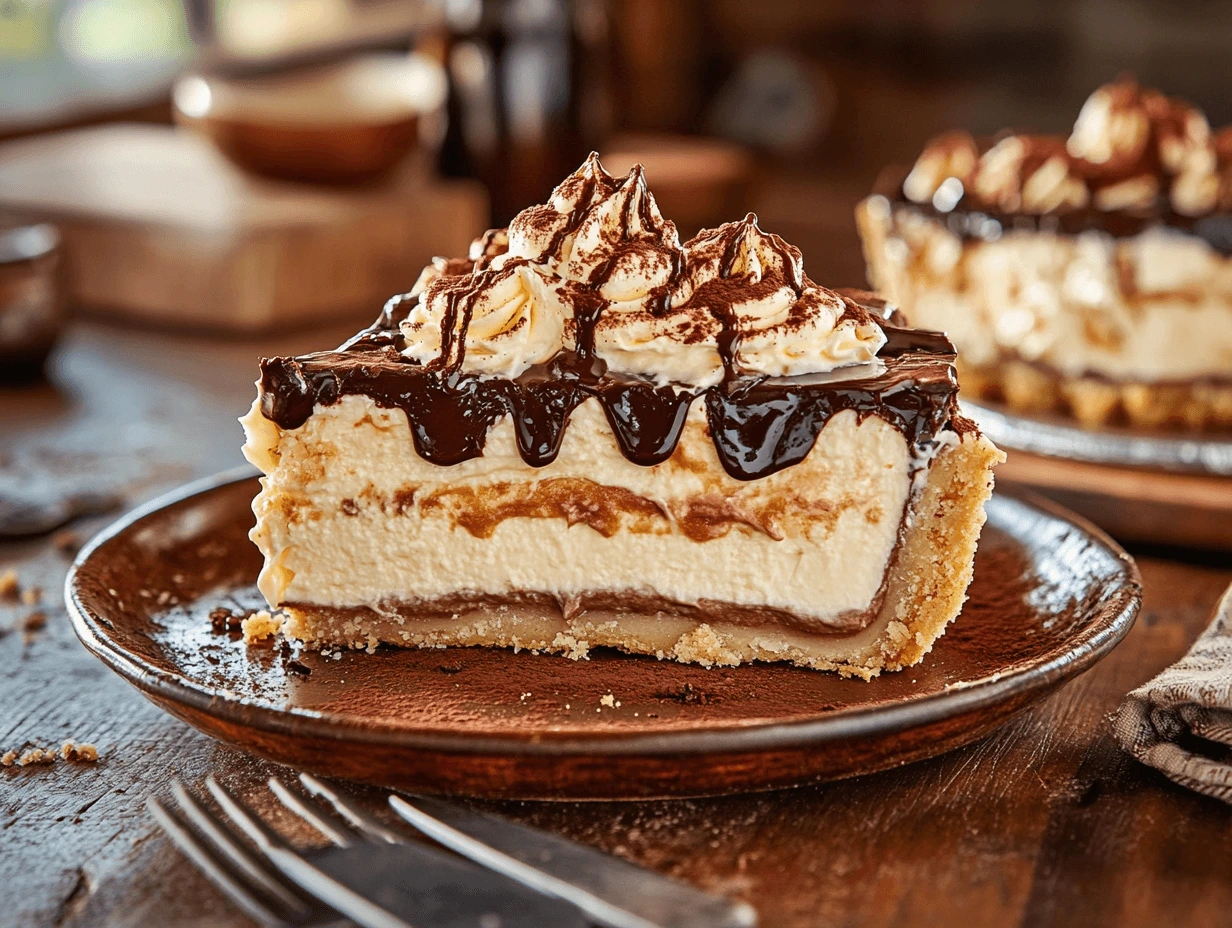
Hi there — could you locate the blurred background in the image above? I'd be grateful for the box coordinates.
[6,0,1232,284]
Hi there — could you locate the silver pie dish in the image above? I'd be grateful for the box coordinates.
[961,399,1232,476]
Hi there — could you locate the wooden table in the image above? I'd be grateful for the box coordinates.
[3,321,1231,928]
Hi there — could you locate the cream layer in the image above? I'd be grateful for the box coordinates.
[241,393,925,631]
[858,198,1232,383]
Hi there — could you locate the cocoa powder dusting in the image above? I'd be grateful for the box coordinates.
[260,157,964,480]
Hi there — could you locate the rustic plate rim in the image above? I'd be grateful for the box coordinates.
[962,398,1232,476]
[66,468,1142,757]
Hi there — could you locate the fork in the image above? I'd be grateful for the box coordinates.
[148,776,586,928]
[147,781,345,928]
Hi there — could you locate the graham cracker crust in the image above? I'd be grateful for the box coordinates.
[959,359,1232,432]
[280,434,1002,680]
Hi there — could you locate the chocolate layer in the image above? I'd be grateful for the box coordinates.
[260,290,964,482]
[877,166,1232,256]
[284,585,878,636]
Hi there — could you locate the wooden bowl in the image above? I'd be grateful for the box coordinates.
[173,54,446,185]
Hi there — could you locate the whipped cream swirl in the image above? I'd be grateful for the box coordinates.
[903,78,1232,217]
[401,261,566,378]
[400,155,887,386]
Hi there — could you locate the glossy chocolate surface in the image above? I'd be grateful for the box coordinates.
[260,288,963,481]
[877,166,1232,256]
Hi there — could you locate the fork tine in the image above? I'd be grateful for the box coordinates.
[389,795,662,928]
[147,796,295,928]
[169,781,310,916]
[268,779,355,848]
[205,775,294,854]
[210,779,418,928]
[298,774,404,845]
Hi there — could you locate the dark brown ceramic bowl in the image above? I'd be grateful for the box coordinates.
[173,54,446,185]
[66,470,1140,800]
[0,223,64,383]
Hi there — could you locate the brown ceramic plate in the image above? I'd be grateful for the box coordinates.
[66,470,1140,800]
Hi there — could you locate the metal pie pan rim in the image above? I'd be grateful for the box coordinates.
[962,398,1232,475]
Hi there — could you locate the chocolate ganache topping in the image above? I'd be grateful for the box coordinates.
[261,155,964,480]
[884,78,1232,255]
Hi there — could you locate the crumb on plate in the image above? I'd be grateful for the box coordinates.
[242,609,283,644]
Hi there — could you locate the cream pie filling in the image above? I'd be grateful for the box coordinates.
[860,207,1232,383]
[245,154,1000,676]
[243,395,918,632]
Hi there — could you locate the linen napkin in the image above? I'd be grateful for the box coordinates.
[1115,583,1232,803]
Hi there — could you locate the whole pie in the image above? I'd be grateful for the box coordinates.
[858,78,1232,431]
[242,155,1002,678]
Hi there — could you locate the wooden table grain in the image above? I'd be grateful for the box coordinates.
[3,322,1231,928]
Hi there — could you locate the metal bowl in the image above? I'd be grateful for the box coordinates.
[963,399,1232,476]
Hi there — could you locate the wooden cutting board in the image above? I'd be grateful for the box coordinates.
[997,448,1232,551]
[0,124,487,332]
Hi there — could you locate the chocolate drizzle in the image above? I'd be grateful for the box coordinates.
[704,355,956,479]
[878,166,1232,257]
[260,156,965,481]
[260,290,961,481]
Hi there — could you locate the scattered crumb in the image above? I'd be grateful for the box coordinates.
[0,570,19,601]
[332,651,342,661]
[438,663,464,675]
[20,586,42,606]
[16,748,56,766]
[209,608,244,634]
[52,529,80,555]
[60,741,99,762]
[655,683,712,706]
[519,692,531,702]
[241,610,283,644]
[565,703,571,709]
[22,611,46,643]
[3,742,101,767]
[600,694,616,708]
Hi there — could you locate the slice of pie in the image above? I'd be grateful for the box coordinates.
[242,155,1002,679]
[858,78,1232,431]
